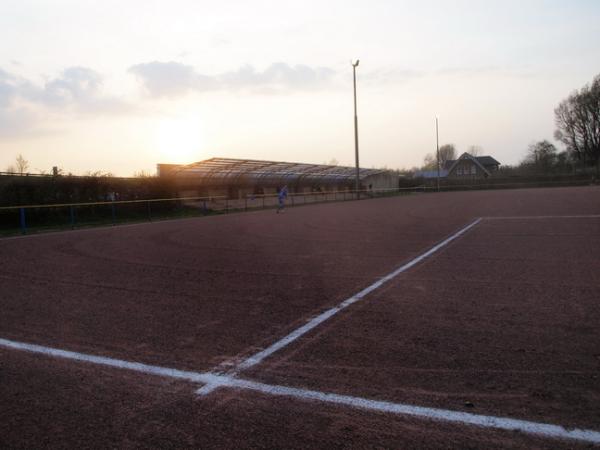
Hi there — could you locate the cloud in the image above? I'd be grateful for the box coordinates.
[38,67,129,113]
[128,61,216,97]
[433,65,540,80]
[361,67,425,85]
[0,68,32,107]
[223,63,336,92]
[128,61,337,97]
[0,66,129,139]
[1,66,128,113]
[0,69,46,138]
[436,66,501,76]
[38,66,103,107]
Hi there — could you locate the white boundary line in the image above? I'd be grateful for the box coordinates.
[223,378,600,444]
[0,338,221,385]
[2,337,600,445]
[484,214,600,220]
[231,218,483,373]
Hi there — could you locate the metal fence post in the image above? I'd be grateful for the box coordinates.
[19,207,26,234]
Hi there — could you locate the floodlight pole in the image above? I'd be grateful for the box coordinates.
[352,59,360,198]
[436,116,440,192]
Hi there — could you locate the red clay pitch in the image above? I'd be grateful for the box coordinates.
[1,186,600,448]
[1,349,579,450]
[248,215,600,430]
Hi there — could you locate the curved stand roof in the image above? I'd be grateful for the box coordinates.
[169,157,389,186]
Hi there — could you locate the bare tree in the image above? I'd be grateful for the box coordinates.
[523,140,558,172]
[132,170,154,178]
[554,73,600,175]
[85,170,114,177]
[16,154,29,175]
[467,145,483,156]
[438,144,456,167]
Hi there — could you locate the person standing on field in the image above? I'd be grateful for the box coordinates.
[276,185,288,213]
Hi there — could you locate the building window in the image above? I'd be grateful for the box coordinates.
[457,167,463,175]
[471,165,477,175]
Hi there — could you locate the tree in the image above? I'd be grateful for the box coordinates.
[84,170,114,177]
[132,170,154,178]
[555,150,574,173]
[438,144,456,167]
[523,140,558,172]
[554,73,600,175]
[467,145,483,156]
[421,143,456,171]
[16,154,29,175]
[422,153,437,170]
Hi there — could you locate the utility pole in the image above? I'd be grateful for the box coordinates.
[436,116,440,192]
[352,59,360,198]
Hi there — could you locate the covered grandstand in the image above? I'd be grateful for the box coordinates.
[157,157,396,198]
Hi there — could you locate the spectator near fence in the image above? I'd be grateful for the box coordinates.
[276,185,288,213]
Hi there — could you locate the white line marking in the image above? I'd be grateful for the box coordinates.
[219,378,600,445]
[2,337,599,444]
[484,214,600,220]
[195,383,220,396]
[233,218,483,372]
[0,338,219,385]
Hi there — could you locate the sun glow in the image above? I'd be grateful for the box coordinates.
[156,116,205,164]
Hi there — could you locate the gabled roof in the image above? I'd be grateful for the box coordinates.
[474,155,500,167]
[447,153,491,176]
[444,155,500,171]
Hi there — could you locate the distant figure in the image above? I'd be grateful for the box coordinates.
[276,185,288,213]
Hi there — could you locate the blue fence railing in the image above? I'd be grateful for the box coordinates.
[0,187,424,236]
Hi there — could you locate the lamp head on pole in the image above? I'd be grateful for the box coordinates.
[352,59,360,67]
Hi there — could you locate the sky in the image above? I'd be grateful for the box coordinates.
[1,0,599,176]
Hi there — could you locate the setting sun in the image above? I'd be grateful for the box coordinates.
[156,116,205,164]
